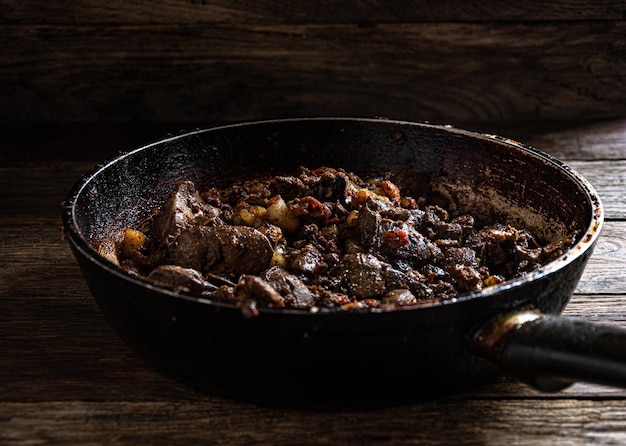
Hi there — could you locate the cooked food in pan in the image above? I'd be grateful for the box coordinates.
[110,166,575,313]
[64,119,619,406]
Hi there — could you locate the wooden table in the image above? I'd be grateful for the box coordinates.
[2,119,625,445]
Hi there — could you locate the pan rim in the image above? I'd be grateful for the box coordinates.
[61,117,604,316]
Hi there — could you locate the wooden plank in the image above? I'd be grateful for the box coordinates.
[1,21,625,123]
[576,222,626,295]
[529,120,626,161]
[0,294,182,402]
[568,160,626,220]
[2,399,626,445]
[1,0,623,25]
[0,163,95,221]
[564,294,626,325]
[478,119,626,161]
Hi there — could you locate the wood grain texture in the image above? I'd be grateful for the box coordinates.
[575,222,626,294]
[2,10,626,123]
[1,120,625,445]
[568,160,626,220]
[3,399,626,445]
[1,0,624,24]
[478,119,626,161]
[2,0,626,437]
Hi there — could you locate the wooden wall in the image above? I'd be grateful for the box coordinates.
[2,1,625,125]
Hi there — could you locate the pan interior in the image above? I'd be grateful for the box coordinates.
[68,118,599,303]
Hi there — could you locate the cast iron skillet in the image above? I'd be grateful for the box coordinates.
[62,118,626,408]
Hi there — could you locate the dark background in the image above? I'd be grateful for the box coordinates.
[3,3,626,444]
[2,1,625,129]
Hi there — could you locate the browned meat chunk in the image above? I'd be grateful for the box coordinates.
[384,267,434,299]
[289,243,327,276]
[147,264,216,293]
[299,167,356,203]
[235,275,285,308]
[450,265,484,292]
[168,225,273,279]
[262,266,316,308]
[269,175,307,200]
[334,253,389,300]
[155,181,222,244]
[382,289,418,307]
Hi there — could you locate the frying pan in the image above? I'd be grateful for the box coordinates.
[62,118,626,408]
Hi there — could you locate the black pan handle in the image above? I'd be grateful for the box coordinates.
[474,310,626,391]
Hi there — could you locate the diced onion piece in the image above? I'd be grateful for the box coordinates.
[483,275,505,288]
[346,210,359,227]
[239,205,266,227]
[354,188,392,208]
[266,196,300,233]
[120,228,146,258]
[270,250,288,268]
[258,224,283,245]
[239,208,256,226]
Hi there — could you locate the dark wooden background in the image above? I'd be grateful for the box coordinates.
[2,1,625,126]
[3,2,626,444]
